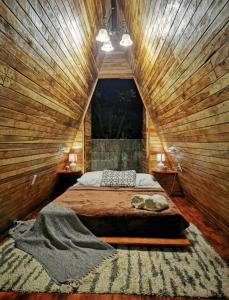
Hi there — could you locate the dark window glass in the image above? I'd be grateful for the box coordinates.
[91,79,143,139]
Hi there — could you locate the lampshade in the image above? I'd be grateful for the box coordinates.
[101,40,114,52]
[69,153,77,162]
[120,34,133,46]
[96,28,110,43]
[167,145,182,162]
[156,153,165,162]
[167,145,177,153]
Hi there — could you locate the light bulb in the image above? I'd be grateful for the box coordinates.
[120,34,133,47]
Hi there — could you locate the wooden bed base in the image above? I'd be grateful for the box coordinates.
[100,236,190,246]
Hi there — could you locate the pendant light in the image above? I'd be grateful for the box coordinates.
[101,40,114,52]
[120,33,133,47]
[96,28,110,43]
[96,0,133,52]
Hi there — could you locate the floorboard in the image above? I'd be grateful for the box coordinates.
[0,196,228,300]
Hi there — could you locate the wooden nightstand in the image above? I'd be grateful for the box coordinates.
[54,170,82,197]
[152,169,183,196]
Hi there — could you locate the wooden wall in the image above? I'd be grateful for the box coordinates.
[98,36,133,79]
[147,117,170,172]
[0,0,104,232]
[142,109,148,172]
[84,104,92,172]
[121,0,229,231]
[142,110,169,172]
[71,122,84,172]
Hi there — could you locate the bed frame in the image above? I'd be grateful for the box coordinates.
[100,235,190,246]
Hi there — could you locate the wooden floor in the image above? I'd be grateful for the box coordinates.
[0,196,228,300]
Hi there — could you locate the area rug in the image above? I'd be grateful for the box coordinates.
[0,224,228,297]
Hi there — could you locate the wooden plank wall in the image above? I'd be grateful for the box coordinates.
[84,104,92,172]
[142,110,168,172]
[121,0,229,231]
[71,122,84,172]
[98,36,133,79]
[0,0,103,232]
[142,109,148,172]
[147,117,169,171]
[96,0,133,79]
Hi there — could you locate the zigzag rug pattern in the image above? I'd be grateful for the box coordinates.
[0,224,228,297]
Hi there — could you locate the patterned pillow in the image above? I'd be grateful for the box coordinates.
[100,170,136,187]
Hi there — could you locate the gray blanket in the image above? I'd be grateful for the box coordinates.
[9,203,116,284]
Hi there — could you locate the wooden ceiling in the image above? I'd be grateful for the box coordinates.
[0,0,228,233]
[98,35,133,79]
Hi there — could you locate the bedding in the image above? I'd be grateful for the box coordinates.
[77,171,102,186]
[136,173,155,186]
[76,171,157,187]
[10,203,116,284]
[131,194,169,211]
[54,185,189,237]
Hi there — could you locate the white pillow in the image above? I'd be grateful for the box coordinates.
[77,171,103,186]
[136,173,155,186]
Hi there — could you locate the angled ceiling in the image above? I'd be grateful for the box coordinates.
[98,36,133,79]
[95,0,133,78]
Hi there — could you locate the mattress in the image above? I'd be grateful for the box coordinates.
[54,185,189,237]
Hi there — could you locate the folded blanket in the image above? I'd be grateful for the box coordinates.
[131,194,169,211]
[9,203,116,284]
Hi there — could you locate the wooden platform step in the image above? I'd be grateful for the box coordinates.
[100,236,190,246]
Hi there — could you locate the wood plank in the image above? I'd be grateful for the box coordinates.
[100,236,190,246]
[3,0,89,97]
[145,1,228,102]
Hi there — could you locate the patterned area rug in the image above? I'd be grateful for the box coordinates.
[0,224,228,297]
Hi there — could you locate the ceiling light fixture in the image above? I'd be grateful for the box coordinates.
[101,40,114,52]
[120,33,133,47]
[96,2,133,52]
[96,28,110,43]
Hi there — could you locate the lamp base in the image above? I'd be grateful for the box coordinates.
[69,162,77,171]
[157,161,165,170]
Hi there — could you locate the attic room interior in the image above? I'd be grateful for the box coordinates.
[0,0,228,299]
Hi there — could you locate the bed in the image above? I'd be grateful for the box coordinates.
[53,174,189,245]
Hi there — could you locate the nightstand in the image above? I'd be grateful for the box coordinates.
[152,169,183,196]
[54,170,82,197]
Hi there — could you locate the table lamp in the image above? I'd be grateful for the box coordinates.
[156,153,165,170]
[69,153,77,171]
